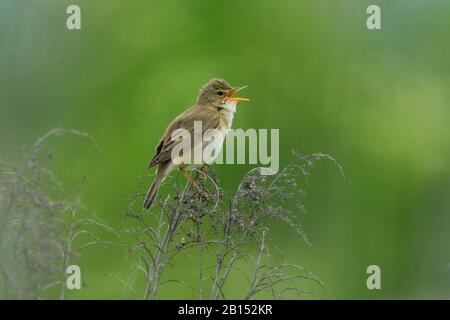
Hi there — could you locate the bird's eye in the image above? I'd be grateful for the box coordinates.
[217,91,224,96]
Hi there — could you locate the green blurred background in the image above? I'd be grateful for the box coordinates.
[1,0,449,299]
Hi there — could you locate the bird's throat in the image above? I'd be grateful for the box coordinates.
[220,100,237,128]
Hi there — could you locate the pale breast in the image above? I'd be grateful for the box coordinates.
[178,101,238,167]
[220,100,237,129]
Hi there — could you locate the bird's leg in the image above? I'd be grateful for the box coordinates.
[200,164,209,173]
[198,164,209,181]
[200,164,209,175]
[180,167,206,198]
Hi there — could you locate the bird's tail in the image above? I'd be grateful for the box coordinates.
[143,173,164,210]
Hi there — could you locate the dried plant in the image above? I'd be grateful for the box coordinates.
[0,129,115,300]
[123,151,343,300]
[0,129,343,300]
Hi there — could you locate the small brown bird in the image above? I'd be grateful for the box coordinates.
[143,78,249,210]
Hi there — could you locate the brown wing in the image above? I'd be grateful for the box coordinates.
[147,106,220,169]
[147,138,165,169]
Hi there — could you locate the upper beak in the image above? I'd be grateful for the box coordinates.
[225,86,249,102]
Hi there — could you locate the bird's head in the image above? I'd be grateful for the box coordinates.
[196,78,249,110]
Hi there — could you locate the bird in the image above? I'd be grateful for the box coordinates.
[143,78,249,210]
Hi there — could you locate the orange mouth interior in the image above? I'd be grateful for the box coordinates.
[226,86,249,102]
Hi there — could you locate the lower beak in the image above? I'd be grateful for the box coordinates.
[226,86,249,102]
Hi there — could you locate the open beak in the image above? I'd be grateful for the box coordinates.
[225,86,249,102]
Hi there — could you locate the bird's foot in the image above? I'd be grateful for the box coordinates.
[180,167,208,200]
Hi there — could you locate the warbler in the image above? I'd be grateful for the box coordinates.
[143,78,249,210]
